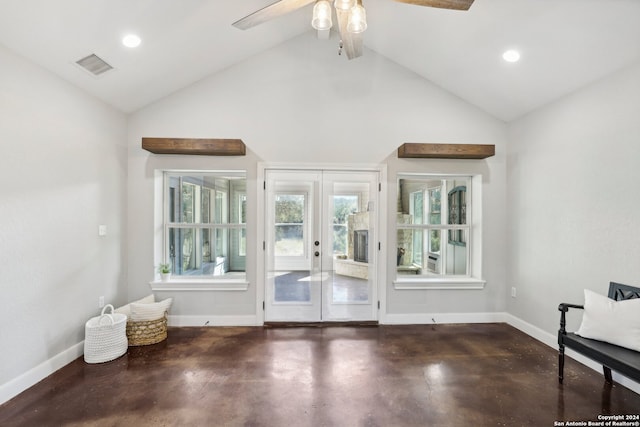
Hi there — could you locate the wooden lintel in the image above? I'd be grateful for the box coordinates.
[142,138,246,156]
[398,143,495,159]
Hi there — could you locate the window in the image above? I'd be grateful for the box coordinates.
[163,171,246,279]
[395,174,484,288]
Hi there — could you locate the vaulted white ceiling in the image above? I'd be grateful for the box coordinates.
[1,0,639,121]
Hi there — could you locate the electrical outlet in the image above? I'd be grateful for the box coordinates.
[511,287,517,298]
[99,296,105,308]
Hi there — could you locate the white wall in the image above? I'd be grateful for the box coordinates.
[127,32,508,323]
[0,44,127,401]
[507,60,640,335]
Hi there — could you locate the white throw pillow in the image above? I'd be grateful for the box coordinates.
[130,298,172,322]
[576,289,640,352]
[115,294,155,317]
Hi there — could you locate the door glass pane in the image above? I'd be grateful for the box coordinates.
[274,194,305,257]
[332,195,358,256]
[274,271,311,302]
[332,274,369,303]
[331,184,369,304]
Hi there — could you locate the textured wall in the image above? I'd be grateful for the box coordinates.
[0,45,127,396]
[507,60,640,334]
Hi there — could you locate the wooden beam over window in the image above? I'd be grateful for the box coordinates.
[142,138,246,156]
[398,143,495,159]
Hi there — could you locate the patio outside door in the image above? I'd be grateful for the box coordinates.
[265,170,378,322]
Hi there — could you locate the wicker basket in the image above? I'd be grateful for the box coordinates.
[84,304,128,364]
[126,312,168,346]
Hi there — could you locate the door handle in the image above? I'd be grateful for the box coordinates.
[314,251,320,257]
[314,241,320,246]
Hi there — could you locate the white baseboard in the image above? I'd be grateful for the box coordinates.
[0,341,84,405]
[504,313,640,395]
[382,311,508,325]
[167,314,259,327]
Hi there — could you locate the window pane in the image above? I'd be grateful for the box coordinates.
[447,185,467,226]
[275,194,305,257]
[397,229,420,273]
[412,227,423,266]
[429,188,441,225]
[202,228,212,263]
[239,194,247,223]
[214,190,227,224]
[169,228,195,274]
[182,183,196,223]
[201,188,211,223]
[410,191,423,224]
[237,228,246,257]
[444,229,468,275]
[215,228,227,260]
[429,229,441,253]
[168,227,247,276]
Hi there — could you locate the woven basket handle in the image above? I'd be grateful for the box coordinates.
[98,304,115,326]
[101,304,115,316]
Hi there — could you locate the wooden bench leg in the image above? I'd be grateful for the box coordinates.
[603,366,612,383]
[558,345,565,384]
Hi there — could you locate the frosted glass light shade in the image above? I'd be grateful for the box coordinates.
[502,49,521,62]
[122,34,141,48]
[347,4,367,33]
[334,0,356,10]
[312,1,333,31]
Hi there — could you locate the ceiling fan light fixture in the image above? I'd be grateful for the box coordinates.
[347,4,367,34]
[312,0,333,31]
[334,0,356,11]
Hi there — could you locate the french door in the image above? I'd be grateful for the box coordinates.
[265,169,378,322]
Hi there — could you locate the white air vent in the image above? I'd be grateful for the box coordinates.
[75,54,113,76]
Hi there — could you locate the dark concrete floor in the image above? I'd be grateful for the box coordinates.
[1,323,639,426]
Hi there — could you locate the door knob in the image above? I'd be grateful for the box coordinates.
[314,251,320,257]
[314,241,320,246]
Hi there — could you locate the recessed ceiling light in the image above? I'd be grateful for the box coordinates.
[122,34,141,48]
[502,49,520,63]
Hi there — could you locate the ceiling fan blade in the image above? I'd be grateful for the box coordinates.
[233,0,316,30]
[335,8,364,60]
[392,0,474,11]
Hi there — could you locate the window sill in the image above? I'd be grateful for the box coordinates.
[393,277,486,290]
[150,278,249,291]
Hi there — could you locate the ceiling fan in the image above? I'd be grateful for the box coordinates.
[232,0,474,60]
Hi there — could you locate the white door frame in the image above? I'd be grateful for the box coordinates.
[256,163,387,324]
